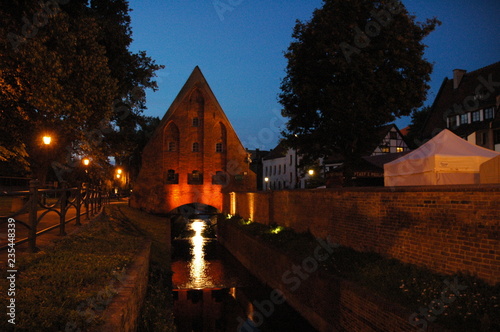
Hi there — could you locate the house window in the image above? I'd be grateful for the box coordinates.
[279,165,281,175]
[192,117,199,127]
[192,142,200,152]
[264,166,267,176]
[168,142,176,152]
[212,171,228,185]
[188,170,203,185]
[389,131,398,139]
[380,145,390,153]
[396,147,404,153]
[494,130,500,144]
[273,165,276,175]
[472,110,480,122]
[448,116,457,128]
[215,142,223,153]
[284,164,286,173]
[484,107,494,120]
[289,155,292,165]
[165,169,178,184]
[460,113,468,125]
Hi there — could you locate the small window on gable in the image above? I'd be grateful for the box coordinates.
[168,142,176,152]
[192,142,200,152]
[389,131,398,140]
[215,142,223,153]
[192,117,199,127]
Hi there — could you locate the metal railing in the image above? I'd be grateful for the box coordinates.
[0,180,108,252]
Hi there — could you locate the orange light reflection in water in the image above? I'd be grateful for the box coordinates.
[189,220,212,289]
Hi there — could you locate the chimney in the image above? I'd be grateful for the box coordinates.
[453,69,466,89]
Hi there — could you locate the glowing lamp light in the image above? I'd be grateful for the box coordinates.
[264,177,269,182]
[116,174,121,179]
[83,158,90,166]
[42,136,52,145]
[117,168,123,174]
[270,226,284,234]
[308,169,315,176]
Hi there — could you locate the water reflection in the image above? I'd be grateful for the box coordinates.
[171,218,317,332]
[190,220,212,289]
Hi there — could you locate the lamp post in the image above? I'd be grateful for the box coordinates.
[40,135,53,186]
[264,177,269,190]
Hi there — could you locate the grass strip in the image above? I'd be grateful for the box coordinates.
[0,207,144,331]
[109,204,176,332]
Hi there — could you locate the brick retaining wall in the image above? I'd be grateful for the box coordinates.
[223,185,500,285]
[218,220,451,332]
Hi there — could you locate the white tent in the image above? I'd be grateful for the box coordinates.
[384,129,500,186]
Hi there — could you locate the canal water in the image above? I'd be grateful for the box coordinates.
[171,219,317,332]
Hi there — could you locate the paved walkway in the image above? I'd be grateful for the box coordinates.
[0,199,126,267]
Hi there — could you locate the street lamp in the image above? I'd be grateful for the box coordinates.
[42,135,52,145]
[82,158,90,166]
[264,177,269,190]
[308,169,315,176]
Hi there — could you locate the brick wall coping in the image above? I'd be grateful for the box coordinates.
[228,183,500,194]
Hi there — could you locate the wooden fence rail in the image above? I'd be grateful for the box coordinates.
[0,180,108,252]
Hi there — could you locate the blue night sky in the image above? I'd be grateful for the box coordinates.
[128,0,500,150]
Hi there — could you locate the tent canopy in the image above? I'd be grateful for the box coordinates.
[384,129,500,186]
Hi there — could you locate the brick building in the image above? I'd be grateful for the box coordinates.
[130,67,256,213]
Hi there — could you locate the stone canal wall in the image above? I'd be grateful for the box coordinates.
[93,240,151,332]
[223,185,500,285]
[217,221,435,332]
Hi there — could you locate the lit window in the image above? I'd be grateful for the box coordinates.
[484,107,494,120]
[192,117,199,127]
[192,142,199,152]
[215,142,223,153]
[396,147,404,153]
[472,111,480,122]
[380,145,390,153]
[460,113,468,125]
[168,142,176,152]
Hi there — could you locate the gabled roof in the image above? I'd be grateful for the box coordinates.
[422,61,500,139]
[263,140,288,161]
[149,66,245,147]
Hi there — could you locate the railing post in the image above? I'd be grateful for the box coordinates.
[59,186,67,236]
[75,184,82,226]
[28,180,39,253]
[84,185,90,220]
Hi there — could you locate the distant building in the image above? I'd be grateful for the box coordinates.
[247,149,269,191]
[130,67,256,213]
[422,61,500,151]
[262,124,410,189]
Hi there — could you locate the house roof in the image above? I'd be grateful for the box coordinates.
[422,61,500,139]
[263,141,289,161]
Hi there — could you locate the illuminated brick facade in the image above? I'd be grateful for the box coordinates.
[130,67,256,213]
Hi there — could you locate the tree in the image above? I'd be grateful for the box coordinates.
[0,0,162,185]
[279,0,440,185]
[406,105,432,148]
